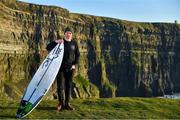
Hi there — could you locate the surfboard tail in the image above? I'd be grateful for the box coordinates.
[16,100,33,118]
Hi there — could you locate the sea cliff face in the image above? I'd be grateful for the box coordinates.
[0,0,180,99]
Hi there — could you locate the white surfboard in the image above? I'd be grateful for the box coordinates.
[16,43,64,118]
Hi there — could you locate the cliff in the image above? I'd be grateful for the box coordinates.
[0,0,180,99]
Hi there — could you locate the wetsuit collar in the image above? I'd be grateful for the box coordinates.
[64,38,72,42]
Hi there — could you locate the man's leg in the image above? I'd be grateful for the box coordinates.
[64,70,75,110]
[56,71,65,111]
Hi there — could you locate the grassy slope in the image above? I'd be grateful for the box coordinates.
[0,97,180,119]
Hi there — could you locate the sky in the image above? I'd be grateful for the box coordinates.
[18,0,180,23]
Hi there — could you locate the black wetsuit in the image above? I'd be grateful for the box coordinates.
[46,39,80,105]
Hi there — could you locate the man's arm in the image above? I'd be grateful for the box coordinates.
[46,39,63,51]
[46,41,57,51]
[72,41,80,69]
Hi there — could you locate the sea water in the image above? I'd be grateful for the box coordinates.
[162,93,180,99]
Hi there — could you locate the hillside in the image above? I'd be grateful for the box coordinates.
[0,97,180,119]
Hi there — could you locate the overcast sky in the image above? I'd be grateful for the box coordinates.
[19,0,180,23]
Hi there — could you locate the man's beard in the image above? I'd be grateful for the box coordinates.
[65,36,72,41]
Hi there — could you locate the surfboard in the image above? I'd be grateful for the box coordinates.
[16,43,64,118]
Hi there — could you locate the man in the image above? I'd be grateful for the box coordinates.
[46,27,80,111]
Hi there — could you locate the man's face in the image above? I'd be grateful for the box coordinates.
[65,31,72,40]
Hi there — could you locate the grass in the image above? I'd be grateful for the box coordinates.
[0,97,180,119]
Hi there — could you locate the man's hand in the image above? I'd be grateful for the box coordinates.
[55,39,64,44]
[71,65,76,70]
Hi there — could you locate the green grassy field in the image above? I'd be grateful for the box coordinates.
[0,97,180,119]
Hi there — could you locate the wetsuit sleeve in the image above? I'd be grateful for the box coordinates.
[46,41,57,51]
[72,41,80,65]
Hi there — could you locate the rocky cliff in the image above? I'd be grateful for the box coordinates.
[0,0,180,99]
